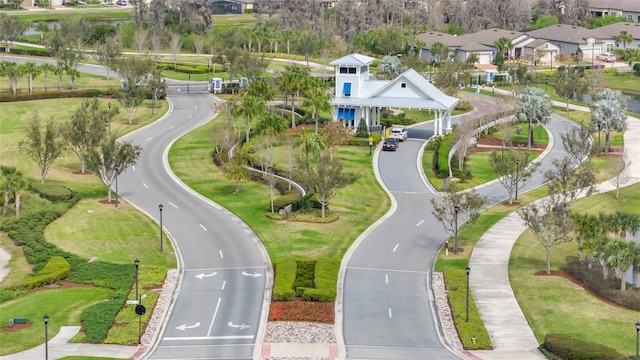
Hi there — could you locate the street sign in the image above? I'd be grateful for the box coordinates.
[135,304,146,316]
[127,300,139,305]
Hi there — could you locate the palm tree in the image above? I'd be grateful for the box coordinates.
[279,65,310,128]
[515,87,553,149]
[247,80,275,111]
[430,41,449,63]
[296,130,327,172]
[255,113,289,213]
[571,213,602,260]
[234,92,266,143]
[494,37,514,59]
[615,30,633,50]
[591,97,627,155]
[302,78,333,134]
[39,63,56,91]
[35,21,49,43]
[0,61,24,95]
[605,239,637,291]
[608,210,640,238]
[23,62,41,94]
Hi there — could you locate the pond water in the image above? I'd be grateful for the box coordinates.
[24,19,129,35]
[580,92,640,113]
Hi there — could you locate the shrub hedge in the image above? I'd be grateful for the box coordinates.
[81,291,127,343]
[442,267,492,349]
[29,183,75,202]
[565,256,640,311]
[23,255,71,289]
[302,257,339,302]
[543,333,621,360]
[0,89,106,103]
[272,258,297,301]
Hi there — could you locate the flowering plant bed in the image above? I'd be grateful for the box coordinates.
[269,299,334,323]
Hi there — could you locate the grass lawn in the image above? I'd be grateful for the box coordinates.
[0,287,114,356]
[511,225,639,355]
[44,199,176,267]
[169,116,390,259]
[0,72,121,93]
[0,98,168,197]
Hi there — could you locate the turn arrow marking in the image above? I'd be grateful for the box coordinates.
[227,322,250,330]
[176,322,201,331]
[241,271,262,278]
[194,272,217,279]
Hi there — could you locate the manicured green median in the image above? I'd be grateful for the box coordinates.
[168,115,390,260]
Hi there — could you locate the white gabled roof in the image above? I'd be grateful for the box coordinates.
[331,68,458,110]
[330,53,376,66]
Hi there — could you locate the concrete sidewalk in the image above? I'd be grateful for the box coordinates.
[468,111,640,360]
[0,326,138,360]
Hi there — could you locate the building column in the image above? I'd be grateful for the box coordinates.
[446,109,453,133]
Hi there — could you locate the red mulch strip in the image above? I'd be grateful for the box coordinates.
[1,322,32,333]
[269,298,334,323]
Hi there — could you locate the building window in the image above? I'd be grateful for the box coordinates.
[337,108,356,121]
[339,67,348,74]
[348,67,357,74]
[401,83,407,88]
[627,14,632,21]
[343,82,352,97]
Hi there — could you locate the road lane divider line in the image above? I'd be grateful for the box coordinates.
[142,183,149,189]
[147,136,153,141]
[163,335,254,341]
[168,202,177,208]
[199,224,207,231]
[207,297,222,337]
[416,220,424,226]
[221,281,226,290]
[388,308,392,318]
[392,244,399,252]
[385,274,389,284]
[219,250,224,258]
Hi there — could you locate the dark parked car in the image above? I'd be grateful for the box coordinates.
[383,138,399,151]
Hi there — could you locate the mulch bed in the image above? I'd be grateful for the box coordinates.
[469,133,546,154]
[269,297,334,323]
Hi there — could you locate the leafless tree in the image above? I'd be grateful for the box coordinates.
[149,29,164,64]
[609,151,631,199]
[170,33,181,69]
[134,28,148,54]
[454,119,475,172]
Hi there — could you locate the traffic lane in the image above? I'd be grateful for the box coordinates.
[347,192,444,271]
[160,268,264,342]
[378,140,432,193]
[149,343,252,360]
[343,269,458,359]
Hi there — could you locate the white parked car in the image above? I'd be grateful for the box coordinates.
[390,126,408,141]
[598,52,616,62]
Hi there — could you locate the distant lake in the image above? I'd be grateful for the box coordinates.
[580,92,640,113]
[24,19,130,36]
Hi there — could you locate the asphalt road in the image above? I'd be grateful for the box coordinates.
[1,54,271,359]
[341,93,575,359]
[117,93,270,360]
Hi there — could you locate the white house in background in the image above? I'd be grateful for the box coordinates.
[459,28,537,60]
[415,32,494,65]
[330,53,459,136]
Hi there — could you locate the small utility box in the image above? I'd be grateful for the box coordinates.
[13,317,27,324]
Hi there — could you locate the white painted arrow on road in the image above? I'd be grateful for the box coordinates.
[194,272,217,279]
[176,322,201,331]
[241,271,262,278]
[227,322,250,330]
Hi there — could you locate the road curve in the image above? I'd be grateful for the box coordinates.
[118,93,271,360]
[340,93,575,359]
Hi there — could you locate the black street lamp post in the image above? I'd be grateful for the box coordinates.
[545,77,548,92]
[107,102,112,136]
[114,165,119,208]
[430,59,435,81]
[368,132,372,156]
[465,267,471,322]
[453,205,460,255]
[43,314,49,360]
[515,159,520,201]
[134,259,140,344]
[635,321,640,360]
[159,204,164,252]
